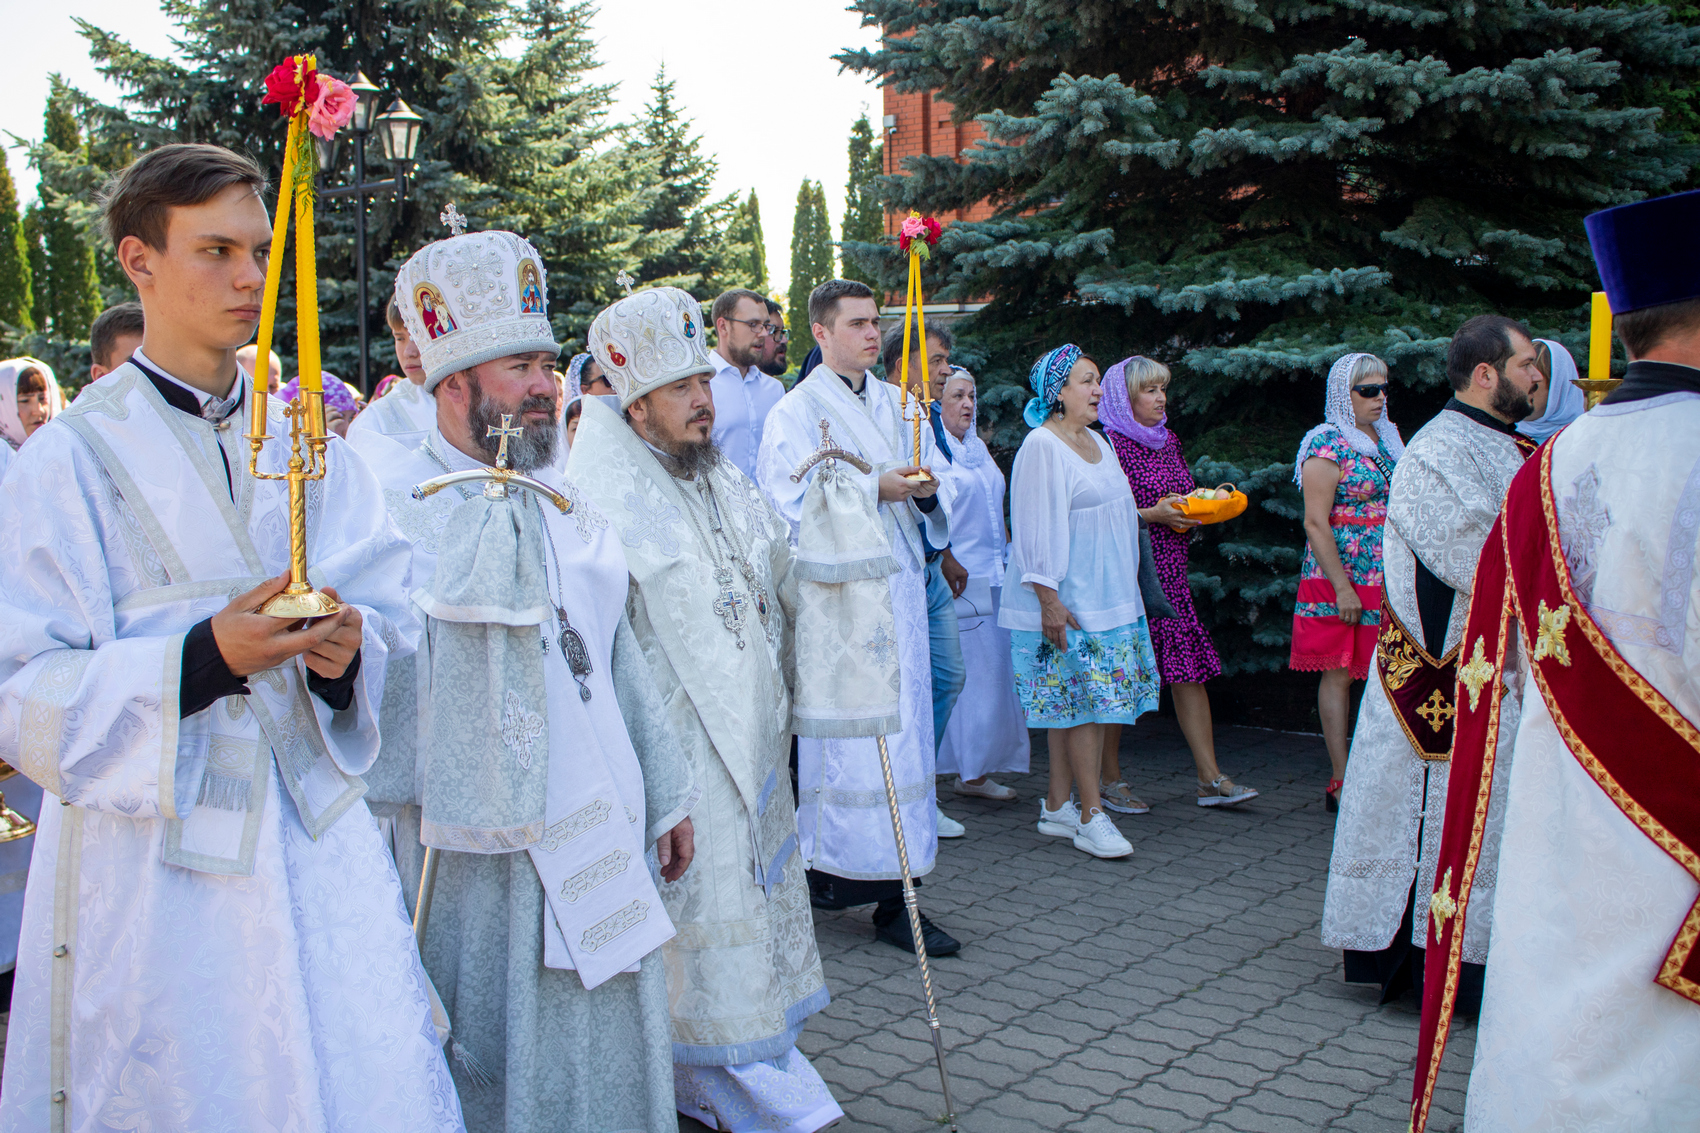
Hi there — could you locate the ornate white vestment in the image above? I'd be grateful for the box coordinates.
[755,366,952,880]
[1464,394,1700,1130]
[1323,408,1525,962]
[0,364,461,1132]
[367,430,699,1131]
[348,376,438,454]
[568,397,831,1065]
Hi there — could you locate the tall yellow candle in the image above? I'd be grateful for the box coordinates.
[249,115,299,439]
[1589,290,1612,382]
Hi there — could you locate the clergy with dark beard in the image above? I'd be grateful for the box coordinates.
[363,230,701,1132]
[568,286,842,1133]
[1322,314,1541,1013]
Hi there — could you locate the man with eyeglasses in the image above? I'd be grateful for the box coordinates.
[757,298,789,377]
[708,288,787,477]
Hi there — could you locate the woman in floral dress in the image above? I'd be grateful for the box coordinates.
[1100,356,1258,811]
[1000,345,1162,860]
[1290,353,1404,809]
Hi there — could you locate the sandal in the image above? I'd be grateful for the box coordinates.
[1326,778,1344,813]
[1197,776,1259,808]
[1098,780,1150,815]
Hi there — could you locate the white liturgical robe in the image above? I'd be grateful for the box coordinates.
[0,363,461,1132]
[348,375,438,453]
[1465,393,1700,1130]
[755,365,952,881]
[1324,406,1527,964]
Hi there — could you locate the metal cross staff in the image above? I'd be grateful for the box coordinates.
[487,413,523,470]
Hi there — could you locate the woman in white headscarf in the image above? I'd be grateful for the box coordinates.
[1289,352,1404,810]
[932,370,1031,799]
[0,357,62,478]
[1517,338,1584,443]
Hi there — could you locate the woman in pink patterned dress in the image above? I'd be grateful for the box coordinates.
[1290,353,1404,809]
[1100,357,1259,811]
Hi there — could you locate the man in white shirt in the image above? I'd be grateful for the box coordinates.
[708,288,786,477]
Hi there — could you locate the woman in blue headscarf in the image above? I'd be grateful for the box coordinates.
[998,345,1162,861]
[1518,339,1585,443]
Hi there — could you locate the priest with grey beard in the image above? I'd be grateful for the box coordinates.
[569,286,840,1133]
[362,229,699,1131]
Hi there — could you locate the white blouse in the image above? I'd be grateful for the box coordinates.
[939,441,1007,581]
[998,426,1146,633]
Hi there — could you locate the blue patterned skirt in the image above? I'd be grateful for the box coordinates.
[1010,619,1162,729]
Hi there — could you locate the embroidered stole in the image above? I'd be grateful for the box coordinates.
[57,366,364,875]
[1374,602,1461,760]
[1409,444,1700,1131]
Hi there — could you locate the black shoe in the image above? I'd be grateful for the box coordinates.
[874,910,961,956]
[809,878,850,910]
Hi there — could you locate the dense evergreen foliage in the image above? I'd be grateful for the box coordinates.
[787,179,835,362]
[0,156,33,337]
[841,0,1700,670]
[726,191,769,294]
[840,113,885,289]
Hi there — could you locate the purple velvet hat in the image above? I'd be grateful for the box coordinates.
[1584,189,1700,313]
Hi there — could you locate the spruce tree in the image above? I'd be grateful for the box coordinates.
[631,65,741,299]
[40,78,102,343]
[841,0,1700,672]
[840,113,885,288]
[787,181,835,362]
[75,0,657,379]
[0,154,33,336]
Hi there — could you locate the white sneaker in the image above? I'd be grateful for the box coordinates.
[954,777,1018,801]
[1073,809,1134,859]
[1037,799,1080,837]
[936,808,966,838]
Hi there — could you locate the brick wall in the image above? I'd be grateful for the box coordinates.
[881,86,995,314]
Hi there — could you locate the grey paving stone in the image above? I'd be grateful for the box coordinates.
[789,720,1467,1132]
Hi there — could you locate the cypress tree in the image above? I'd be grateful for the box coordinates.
[840,113,885,288]
[841,0,1700,673]
[74,0,658,378]
[40,78,102,343]
[0,154,33,335]
[787,180,835,361]
[23,207,47,337]
[723,191,767,293]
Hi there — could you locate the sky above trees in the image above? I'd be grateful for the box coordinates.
[6,1,881,293]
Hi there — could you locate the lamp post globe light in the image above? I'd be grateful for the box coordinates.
[317,69,426,395]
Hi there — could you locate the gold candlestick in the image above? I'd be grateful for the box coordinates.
[1575,290,1624,409]
[248,392,341,619]
[0,760,36,843]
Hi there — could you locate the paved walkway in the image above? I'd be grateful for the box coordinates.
[782,719,1475,1133]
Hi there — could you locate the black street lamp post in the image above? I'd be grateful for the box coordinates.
[316,71,425,395]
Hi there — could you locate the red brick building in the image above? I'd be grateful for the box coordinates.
[880,87,994,324]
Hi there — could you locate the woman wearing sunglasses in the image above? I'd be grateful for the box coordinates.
[1290,354,1404,810]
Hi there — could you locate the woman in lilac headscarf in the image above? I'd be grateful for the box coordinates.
[1101,356,1258,811]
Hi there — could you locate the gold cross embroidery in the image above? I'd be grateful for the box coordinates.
[1429,867,1458,939]
[1533,599,1573,667]
[1415,688,1455,731]
[1458,638,1495,712]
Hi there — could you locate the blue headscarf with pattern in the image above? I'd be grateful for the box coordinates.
[1023,344,1083,428]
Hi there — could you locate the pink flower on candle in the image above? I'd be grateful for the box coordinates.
[900,215,927,242]
[308,78,357,139]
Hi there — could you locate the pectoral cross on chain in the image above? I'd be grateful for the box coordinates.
[711,567,748,649]
[487,413,523,470]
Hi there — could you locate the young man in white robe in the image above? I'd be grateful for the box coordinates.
[568,285,841,1133]
[754,278,964,956]
[348,297,436,452]
[0,143,461,1130]
[1322,318,1541,1012]
[364,226,700,1133]
[1411,187,1700,1132]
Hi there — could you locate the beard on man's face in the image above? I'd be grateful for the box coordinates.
[1490,369,1535,422]
[468,375,558,471]
[650,405,720,479]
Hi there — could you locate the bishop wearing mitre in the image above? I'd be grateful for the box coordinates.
[0,144,460,1128]
[362,222,699,1132]
[567,286,841,1132]
[1411,190,1700,1130]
